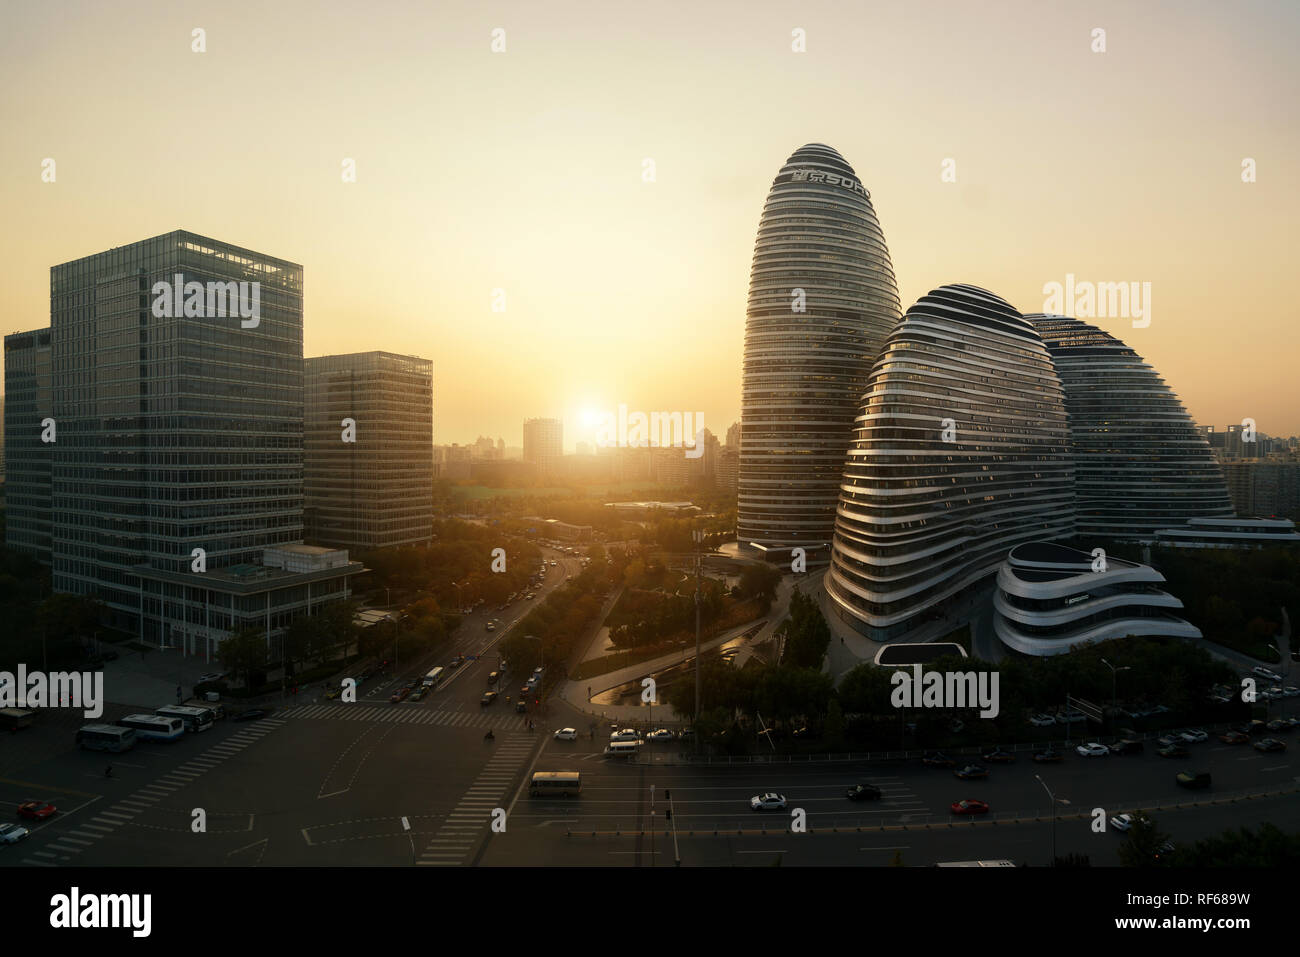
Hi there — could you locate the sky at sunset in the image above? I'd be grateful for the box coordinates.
[2,0,1297,449]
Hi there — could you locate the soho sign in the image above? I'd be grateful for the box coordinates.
[789,168,869,197]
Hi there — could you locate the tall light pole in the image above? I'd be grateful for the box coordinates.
[692,526,703,753]
[1100,658,1131,732]
[1268,644,1289,718]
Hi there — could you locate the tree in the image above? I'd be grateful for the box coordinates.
[1118,812,1173,867]
[824,699,845,748]
[218,626,267,688]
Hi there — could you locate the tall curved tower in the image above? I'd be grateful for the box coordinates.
[827,284,1075,640]
[737,143,901,560]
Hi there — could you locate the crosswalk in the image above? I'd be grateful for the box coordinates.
[277,703,530,731]
[22,717,285,867]
[417,734,536,866]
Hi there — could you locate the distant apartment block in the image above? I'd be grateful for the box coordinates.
[523,417,563,476]
[305,351,433,549]
[433,443,473,480]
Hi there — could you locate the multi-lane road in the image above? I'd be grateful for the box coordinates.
[2,541,1297,867]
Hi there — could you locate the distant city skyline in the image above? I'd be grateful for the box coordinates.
[2,0,1298,447]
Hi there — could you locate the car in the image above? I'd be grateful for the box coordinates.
[1253,737,1286,753]
[1029,713,1057,727]
[234,709,268,722]
[1110,739,1143,755]
[16,801,57,821]
[1154,840,1176,862]
[1056,710,1087,725]
[520,685,531,697]
[1032,749,1063,763]
[389,688,410,703]
[479,691,498,706]
[1283,686,1300,698]
[197,672,224,685]
[1218,731,1249,745]
[409,687,427,702]
[0,823,30,845]
[1156,735,1181,749]
[846,784,882,801]
[1156,744,1188,758]
[1176,770,1211,789]
[750,793,787,811]
[485,622,496,632]
[677,728,695,740]
[553,728,577,741]
[610,729,642,742]
[954,764,989,780]
[324,686,342,700]
[515,700,527,713]
[1179,729,1208,744]
[922,751,956,768]
[1231,720,1267,736]
[487,671,500,685]
[448,657,464,669]
[1076,743,1109,757]
[526,593,535,600]
[646,729,674,743]
[1267,717,1298,732]
[981,749,1015,764]
[1110,813,1135,832]
[1253,666,1283,683]
[950,799,989,816]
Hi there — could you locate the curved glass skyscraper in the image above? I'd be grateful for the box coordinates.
[827,285,1075,639]
[737,143,901,559]
[1026,314,1233,538]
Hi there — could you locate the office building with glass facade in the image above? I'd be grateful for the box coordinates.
[304,351,433,549]
[738,143,901,562]
[827,284,1075,640]
[3,329,53,562]
[5,231,361,655]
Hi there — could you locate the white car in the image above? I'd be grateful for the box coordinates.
[646,729,674,743]
[1253,666,1283,682]
[553,728,577,741]
[1029,713,1056,727]
[1076,743,1109,757]
[0,823,30,845]
[750,793,787,811]
[610,729,642,742]
[197,672,224,684]
[1283,686,1300,698]
[1179,729,1208,743]
[1110,813,1134,832]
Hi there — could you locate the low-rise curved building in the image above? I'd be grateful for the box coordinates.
[993,541,1201,656]
[827,284,1075,640]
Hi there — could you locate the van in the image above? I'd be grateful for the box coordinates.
[604,740,642,758]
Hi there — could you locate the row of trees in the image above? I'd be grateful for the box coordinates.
[779,588,831,669]
[0,546,107,671]
[499,556,613,676]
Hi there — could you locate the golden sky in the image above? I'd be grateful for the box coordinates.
[2,0,1297,449]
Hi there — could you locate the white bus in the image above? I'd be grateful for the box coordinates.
[604,740,642,759]
[76,724,136,752]
[529,771,582,797]
[117,714,185,742]
[422,667,444,688]
[155,704,214,733]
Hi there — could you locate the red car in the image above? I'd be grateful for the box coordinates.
[17,801,57,821]
[950,799,989,816]
[1218,731,1249,745]
[389,687,410,703]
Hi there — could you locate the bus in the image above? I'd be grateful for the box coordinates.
[422,667,444,688]
[0,708,36,731]
[117,714,185,742]
[155,704,214,733]
[76,724,136,752]
[933,860,1017,867]
[529,771,582,797]
[604,740,642,759]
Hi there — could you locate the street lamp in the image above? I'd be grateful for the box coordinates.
[1100,658,1131,731]
[1034,774,1066,867]
[1268,644,1290,718]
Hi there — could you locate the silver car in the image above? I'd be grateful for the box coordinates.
[0,823,30,845]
